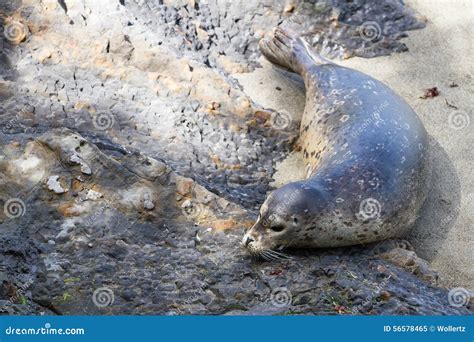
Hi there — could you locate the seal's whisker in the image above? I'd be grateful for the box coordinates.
[261,250,279,261]
[264,249,288,261]
[259,250,272,261]
[264,250,282,260]
[262,251,276,261]
[268,249,291,260]
[269,249,287,256]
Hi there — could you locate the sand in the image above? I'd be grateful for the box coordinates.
[233,0,473,288]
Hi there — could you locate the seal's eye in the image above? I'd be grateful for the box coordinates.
[270,224,285,232]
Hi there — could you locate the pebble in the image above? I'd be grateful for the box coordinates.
[70,154,92,175]
[46,175,68,194]
[85,189,103,201]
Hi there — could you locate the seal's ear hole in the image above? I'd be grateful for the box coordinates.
[270,224,285,232]
[293,217,298,224]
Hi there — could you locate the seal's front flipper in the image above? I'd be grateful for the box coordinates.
[259,27,331,75]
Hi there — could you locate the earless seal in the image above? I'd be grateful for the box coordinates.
[243,28,431,260]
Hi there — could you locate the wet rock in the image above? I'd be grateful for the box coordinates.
[46,175,68,194]
[143,192,155,210]
[85,189,103,201]
[380,247,439,285]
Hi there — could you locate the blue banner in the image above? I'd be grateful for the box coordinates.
[0,315,472,342]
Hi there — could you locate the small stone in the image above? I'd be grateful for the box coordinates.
[378,291,391,301]
[46,175,68,194]
[176,177,194,196]
[144,200,155,210]
[143,193,155,210]
[70,154,92,175]
[85,189,103,201]
[80,164,92,175]
[209,102,220,110]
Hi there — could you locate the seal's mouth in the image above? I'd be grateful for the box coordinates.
[242,233,290,261]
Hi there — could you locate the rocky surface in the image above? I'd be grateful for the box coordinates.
[0,0,470,315]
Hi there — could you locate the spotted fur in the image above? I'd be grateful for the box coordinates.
[243,28,432,255]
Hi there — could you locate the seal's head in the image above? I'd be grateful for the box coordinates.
[242,181,327,259]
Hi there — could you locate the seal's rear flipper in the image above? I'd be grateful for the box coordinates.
[259,27,331,75]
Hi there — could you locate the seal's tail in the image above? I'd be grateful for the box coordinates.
[259,27,330,74]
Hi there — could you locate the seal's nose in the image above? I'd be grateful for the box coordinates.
[244,236,254,247]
